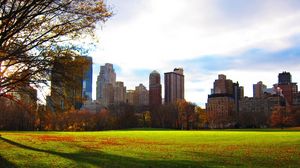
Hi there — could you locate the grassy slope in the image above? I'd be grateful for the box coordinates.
[0,129,300,168]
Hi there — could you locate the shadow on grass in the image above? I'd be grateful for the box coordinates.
[0,155,16,168]
[0,136,204,168]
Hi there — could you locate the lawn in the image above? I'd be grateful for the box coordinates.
[0,129,300,168]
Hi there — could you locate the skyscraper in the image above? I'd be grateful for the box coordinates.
[134,84,149,106]
[149,70,162,107]
[253,81,267,98]
[82,56,93,101]
[48,56,90,111]
[164,68,184,104]
[96,63,116,104]
[114,81,126,104]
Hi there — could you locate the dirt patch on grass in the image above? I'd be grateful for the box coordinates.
[123,138,170,146]
[78,137,171,152]
[36,135,75,142]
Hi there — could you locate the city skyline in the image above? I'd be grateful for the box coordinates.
[92,62,297,107]
[87,0,300,106]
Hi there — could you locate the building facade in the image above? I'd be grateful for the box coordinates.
[278,71,292,84]
[126,90,135,105]
[213,74,233,95]
[164,68,184,104]
[96,63,117,106]
[253,81,267,98]
[149,70,162,108]
[48,56,90,111]
[239,94,285,128]
[206,95,235,128]
[101,83,114,105]
[96,63,116,101]
[134,84,149,106]
[206,74,243,128]
[114,81,126,104]
[275,72,298,106]
[82,56,93,101]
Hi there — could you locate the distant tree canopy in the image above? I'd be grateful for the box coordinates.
[0,0,112,97]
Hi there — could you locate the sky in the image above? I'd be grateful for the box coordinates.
[89,0,300,107]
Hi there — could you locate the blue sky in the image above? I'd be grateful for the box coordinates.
[89,0,300,107]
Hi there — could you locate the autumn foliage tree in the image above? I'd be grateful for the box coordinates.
[270,105,289,128]
[0,96,36,130]
[176,100,196,130]
[271,105,300,128]
[194,106,208,129]
[0,0,112,97]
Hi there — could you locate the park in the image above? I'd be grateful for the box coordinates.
[1,1,300,167]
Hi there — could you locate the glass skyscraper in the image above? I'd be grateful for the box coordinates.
[82,56,93,101]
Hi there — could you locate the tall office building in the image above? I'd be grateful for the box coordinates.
[149,70,162,107]
[164,68,184,104]
[96,63,116,105]
[253,81,267,98]
[82,56,93,100]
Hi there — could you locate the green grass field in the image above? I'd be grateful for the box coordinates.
[0,129,300,168]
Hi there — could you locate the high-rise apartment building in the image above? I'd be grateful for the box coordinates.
[134,84,149,106]
[96,63,116,105]
[213,74,233,95]
[164,68,184,104]
[278,71,292,84]
[102,83,114,105]
[275,71,298,106]
[114,81,126,104]
[206,95,235,128]
[239,95,285,128]
[125,90,135,105]
[206,74,243,128]
[253,81,267,98]
[149,70,162,108]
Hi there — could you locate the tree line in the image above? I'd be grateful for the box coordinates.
[1,95,300,131]
[0,99,208,131]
